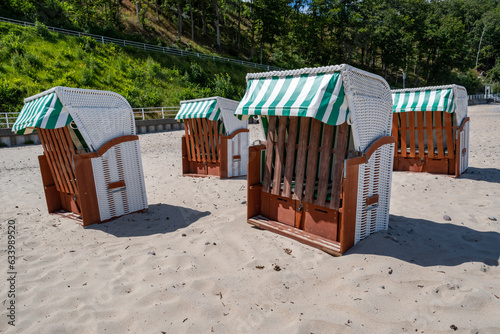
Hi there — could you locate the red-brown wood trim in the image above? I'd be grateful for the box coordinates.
[108,180,126,189]
[364,136,396,161]
[340,160,359,254]
[233,155,241,160]
[97,135,139,156]
[457,117,470,132]
[73,155,100,226]
[221,128,250,140]
[366,194,379,206]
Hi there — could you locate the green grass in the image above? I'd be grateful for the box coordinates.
[0,22,255,115]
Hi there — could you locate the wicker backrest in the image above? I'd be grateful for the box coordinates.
[341,65,393,151]
[54,87,135,152]
[340,66,393,244]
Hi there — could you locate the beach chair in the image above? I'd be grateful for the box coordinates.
[12,87,148,226]
[392,85,469,176]
[176,97,249,178]
[235,65,395,255]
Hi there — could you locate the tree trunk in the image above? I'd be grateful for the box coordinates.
[250,3,255,59]
[201,0,207,35]
[237,0,241,53]
[116,0,121,23]
[156,0,160,22]
[177,0,183,40]
[135,0,141,24]
[190,0,194,39]
[214,0,220,47]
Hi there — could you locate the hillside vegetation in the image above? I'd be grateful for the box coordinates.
[1,0,500,115]
[0,21,251,114]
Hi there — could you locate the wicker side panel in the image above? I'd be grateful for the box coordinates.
[354,143,394,244]
[459,120,470,175]
[341,66,393,151]
[91,140,148,221]
[56,88,135,152]
[227,131,249,177]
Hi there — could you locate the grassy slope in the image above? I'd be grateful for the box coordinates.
[0,21,256,115]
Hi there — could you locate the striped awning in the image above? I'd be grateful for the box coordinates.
[12,92,72,135]
[235,71,348,126]
[175,99,220,121]
[392,88,455,113]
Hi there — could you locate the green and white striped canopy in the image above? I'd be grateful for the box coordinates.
[235,71,348,126]
[175,98,221,121]
[392,88,455,113]
[12,92,72,135]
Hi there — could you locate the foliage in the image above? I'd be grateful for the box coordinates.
[1,0,500,92]
[0,22,251,110]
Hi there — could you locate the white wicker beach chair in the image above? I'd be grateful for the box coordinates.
[175,96,249,178]
[12,87,148,226]
[235,64,395,255]
[392,85,469,176]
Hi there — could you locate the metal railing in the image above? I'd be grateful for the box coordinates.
[0,113,18,129]
[468,93,500,100]
[132,107,179,120]
[0,16,282,72]
[1,107,180,129]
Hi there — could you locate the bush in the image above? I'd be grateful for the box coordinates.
[212,73,241,100]
[0,79,26,113]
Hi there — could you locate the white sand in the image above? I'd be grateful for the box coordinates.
[1,104,499,333]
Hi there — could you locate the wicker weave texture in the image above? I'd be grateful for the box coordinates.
[341,66,393,151]
[55,87,135,151]
[226,131,249,178]
[459,121,470,175]
[355,142,394,244]
[91,140,148,221]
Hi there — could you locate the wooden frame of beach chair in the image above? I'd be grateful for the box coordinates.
[392,85,469,177]
[176,97,249,178]
[236,65,395,255]
[12,87,148,226]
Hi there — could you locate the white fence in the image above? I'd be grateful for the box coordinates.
[1,107,180,129]
[0,16,282,72]
[468,93,500,101]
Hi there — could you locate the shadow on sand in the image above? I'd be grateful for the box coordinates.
[459,167,500,184]
[86,203,210,237]
[349,214,500,267]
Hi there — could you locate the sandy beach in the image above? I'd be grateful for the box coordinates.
[1,103,499,333]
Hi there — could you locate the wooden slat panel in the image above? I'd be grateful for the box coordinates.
[435,111,445,159]
[214,121,221,162]
[283,117,299,197]
[196,118,207,163]
[400,113,407,158]
[262,116,277,193]
[184,121,192,161]
[54,128,77,195]
[330,123,349,210]
[315,124,334,207]
[202,119,212,162]
[425,111,434,159]
[303,119,322,203]
[392,114,399,157]
[416,112,425,159]
[53,128,76,195]
[188,119,197,161]
[408,111,416,158]
[207,119,216,163]
[444,112,454,159]
[191,119,201,162]
[293,118,311,201]
[272,117,287,196]
[38,129,63,193]
[46,129,71,194]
